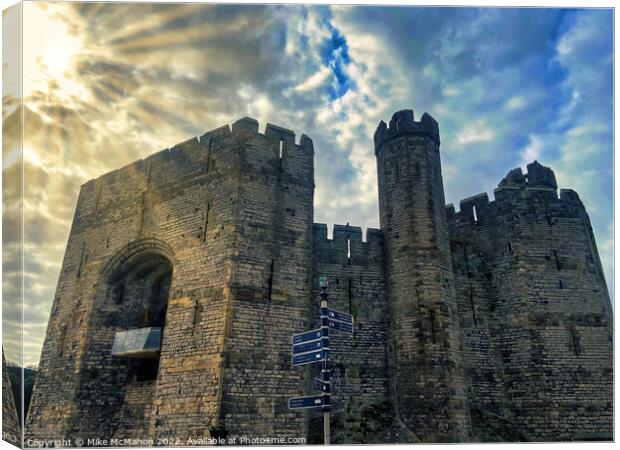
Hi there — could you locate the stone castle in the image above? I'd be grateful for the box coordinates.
[25,109,612,444]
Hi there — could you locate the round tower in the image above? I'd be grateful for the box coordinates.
[375,109,470,442]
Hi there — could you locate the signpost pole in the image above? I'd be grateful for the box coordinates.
[319,283,330,446]
[289,277,352,443]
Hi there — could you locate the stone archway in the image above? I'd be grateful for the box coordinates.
[72,238,175,439]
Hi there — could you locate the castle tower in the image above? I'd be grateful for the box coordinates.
[374,110,470,442]
[26,118,314,442]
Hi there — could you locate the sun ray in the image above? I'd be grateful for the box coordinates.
[109,15,252,53]
[103,3,211,44]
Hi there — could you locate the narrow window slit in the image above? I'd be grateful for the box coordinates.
[430,311,436,344]
[192,301,202,337]
[553,250,561,270]
[268,260,275,300]
[569,326,580,356]
[57,325,67,356]
[469,287,477,326]
[139,192,147,235]
[116,284,125,305]
[508,242,512,253]
[202,203,211,243]
[463,245,471,278]
[77,242,87,277]
[348,279,353,314]
[473,206,478,223]
[559,279,564,289]
[347,237,351,261]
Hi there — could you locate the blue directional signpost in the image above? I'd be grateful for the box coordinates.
[288,276,354,445]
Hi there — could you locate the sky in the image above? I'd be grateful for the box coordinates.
[1,2,613,366]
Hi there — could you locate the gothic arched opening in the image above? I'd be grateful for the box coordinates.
[109,252,173,381]
[72,240,175,438]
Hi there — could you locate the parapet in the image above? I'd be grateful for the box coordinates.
[314,223,382,244]
[229,116,313,152]
[497,161,557,190]
[449,161,585,226]
[459,193,490,222]
[265,123,296,144]
[374,109,440,153]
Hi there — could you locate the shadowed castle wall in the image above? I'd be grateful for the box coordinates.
[218,118,313,439]
[311,224,390,443]
[448,162,613,441]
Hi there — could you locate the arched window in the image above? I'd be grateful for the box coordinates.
[107,245,173,382]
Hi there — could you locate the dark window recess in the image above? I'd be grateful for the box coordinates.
[508,242,512,253]
[469,287,478,326]
[57,325,67,356]
[569,326,581,356]
[202,203,211,243]
[463,245,471,277]
[77,242,87,277]
[267,260,275,300]
[559,279,564,289]
[430,311,436,344]
[553,250,561,270]
[192,302,203,336]
[116,283,125,305]
[348,279,353,314]
[136,359,160,381]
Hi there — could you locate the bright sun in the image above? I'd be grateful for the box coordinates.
[22,2,86,100]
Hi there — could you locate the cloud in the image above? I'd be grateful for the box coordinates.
[520,135,544,165]
[455,120,497,147]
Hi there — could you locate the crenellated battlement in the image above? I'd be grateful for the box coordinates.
[313,223,384,267]
[82,117,314,190]
[497,160,557,190]
[313,223,383,246]
[374,109,440,153]
[231,116,314,150]
[447,161,585,224]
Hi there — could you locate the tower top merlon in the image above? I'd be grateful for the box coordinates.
[526,160,557,190]
[497,160,557,190]
[373,109,440,154]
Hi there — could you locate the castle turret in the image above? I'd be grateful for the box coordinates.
[375,110,470,442]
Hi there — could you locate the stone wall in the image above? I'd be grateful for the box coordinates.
[448,161,613,441]
[218,118,313,440]
[3,352,21,447]
[311,224,390,443]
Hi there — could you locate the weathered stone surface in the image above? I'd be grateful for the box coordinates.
[3,351,21,447]
[25,110,612,444]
